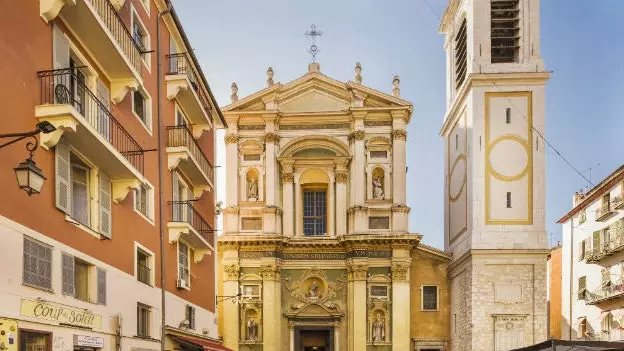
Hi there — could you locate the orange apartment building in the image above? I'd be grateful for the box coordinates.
[0,1,229,351]
[548,246,563,339]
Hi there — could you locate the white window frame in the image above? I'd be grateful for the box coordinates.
[421,285,439,312]
[67,148,101,238]
[130,4,151,71]
[131,87,152,134]
[134,242,155,286]
[137,302,152,338]
[177,241,191,290]
[134,181,155,223]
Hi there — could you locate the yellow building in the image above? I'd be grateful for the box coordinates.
[217,63,450,351]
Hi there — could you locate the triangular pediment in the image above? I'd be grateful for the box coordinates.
[222,69,412,113]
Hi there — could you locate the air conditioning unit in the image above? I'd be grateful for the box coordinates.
[177,279,188,289]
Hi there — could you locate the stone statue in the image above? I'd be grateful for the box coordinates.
[248,179,258,201]
[231,82,239,102]
[372,176,384,200]
[247,318,258,341]
[372,313,385,342]
[267,67,275,86]
[307,280,320,299]
[392,75,400,97]
[355,62,362,84]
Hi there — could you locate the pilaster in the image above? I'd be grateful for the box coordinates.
[391,257,411,351]
[391,110,408,205]
[281,162,295,237]
[350,112,367,206]
[261,261,281,351]
[347,260,368,351]
[225,117,239,207]
[222,263,240,350]
[263,114,279,206]
[335,159,349,236]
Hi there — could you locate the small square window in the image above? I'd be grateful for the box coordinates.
[422,286,438,311]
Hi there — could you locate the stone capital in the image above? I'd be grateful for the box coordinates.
[391,262,410,282]
[263,132,280,143]
[335,171,349,183]
[349,130,366,142]
[348,263,369,281]
[391,204,411,213]
[282,172,294,183]
[260,264,281,281]
[224,133,239,144]
[223,264,240,281]
[392,129,407,141]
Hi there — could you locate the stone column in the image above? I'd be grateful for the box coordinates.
[289,322,295,351]
[391,111,408,205]
[261,261,281,351]
[263,115,279,206]
[391,254,411,351]
[350,112,367,206]
[222,263,240,350]
[335,167,348,236]
[224,129,240,234]
[281,161,294,236]
[333,320,341,351]
[294,176,301,236]
[347,260,368,351]
[328,175,335,236]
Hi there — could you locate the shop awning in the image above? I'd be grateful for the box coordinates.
[172,335,234,351]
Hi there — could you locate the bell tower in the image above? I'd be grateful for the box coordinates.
[439,0,550,350]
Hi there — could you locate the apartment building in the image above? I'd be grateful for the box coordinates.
[0,1,228,351]
[559,165,624,341]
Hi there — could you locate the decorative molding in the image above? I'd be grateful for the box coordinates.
[224,134,239,144]
[239,124,265,131]
[260,264,281,281]
[392,129,407,141]
[335,171,349,183]
[111,179,141,204]
[391,263,409,281]
[349,130,366,141]
[110,78,139,104]
[279,123,350,130]
[348,264,369,281]
[364,120,393,127]
[282,173,294,183]
[391,204,411,213]
[223,264,240,281]
[40,0,75,23]
[263,132,280,143]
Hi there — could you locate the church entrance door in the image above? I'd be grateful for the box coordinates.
[295,326,333,351]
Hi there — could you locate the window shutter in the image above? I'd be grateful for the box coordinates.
[172,172,179,201]
[52,24,70,69]
[578,276,587,300]
[97,268,107,305]
[99,172,112,238]
[190,306,195,329]
[593,231,601,251]
[55,139,71,213]
[577,241,584,261]
[62,253,75,295]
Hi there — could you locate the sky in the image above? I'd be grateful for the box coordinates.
[172,0,624,249]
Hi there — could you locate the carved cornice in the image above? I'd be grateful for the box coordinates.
[347,206,369,214]
[348,263,369,281]
[391,263,409,282]
[260,264,281,281]
[335,171,349,183]
[263,132,280,143]
[391,204,411,213]
[225,133,239,144]
[282,172,294,183]
[392,129,407,141]
[348,130,365,142]
[223,264,240,281]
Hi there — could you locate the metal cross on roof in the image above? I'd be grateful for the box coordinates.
[305,24,323,63]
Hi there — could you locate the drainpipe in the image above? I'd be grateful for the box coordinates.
[569,220,574,340]
[157,4,172,351]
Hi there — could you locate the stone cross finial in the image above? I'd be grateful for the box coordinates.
[230,82,239,102]
[354,62,362,84]
[267,67,275,86]
[392,75,400,97]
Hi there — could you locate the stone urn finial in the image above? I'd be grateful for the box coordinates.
[392,75,400,97]
[230,82,239,103]
[267,67,275,86]
[355,62,362,84]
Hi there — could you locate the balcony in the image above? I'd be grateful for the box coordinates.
[166,125,214,197]
[612,195,624,210]
[596,204,616,222]
[586,281,624,305]
[41,0,145,102]
[165,53,213,137]
[167,201,214,262]
[36,68,145,202]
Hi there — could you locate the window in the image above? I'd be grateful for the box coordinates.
[243,154,261,161]
[131,8,149,61]
[22,236,52,291]
[62,253,106,304]
[176,106,188,126]
[578,276,586,300]
[422,286,439,311]
[137,249,151,285]
[579,210,587,224]
[74,259,90,301]
[134,183,152,219]
[19,331,50,351]
[133,90,146,123]
[370,150,387,159]
[178,242,190,287]
[578,239,586,261]
[491,0,520,63]
[303,190,326,235]
[137,303,151,337]
[602,312,612,332]
[185,305,196,330]
[506,192,512,208]
[577,317,587,339]
[454,19,467,89]
[604,227,611,244]
[71,154,90,227]
[603,193,611,211]
[505,107,511,124]
[455,134,458,150]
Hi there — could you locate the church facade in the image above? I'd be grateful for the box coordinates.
[217,62,450,351]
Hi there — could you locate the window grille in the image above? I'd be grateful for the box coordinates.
[303,190,326,235]
[22,237,52,291]
[185,305,196,330]
[491,0,520,63]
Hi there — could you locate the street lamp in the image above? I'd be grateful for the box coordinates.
[0,121,56,196]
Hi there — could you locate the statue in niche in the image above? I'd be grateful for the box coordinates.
[307,280,320,300]
[372,176,384,200]
[372,313,386,342]
[248,178,258,201]
[246,318,258,341]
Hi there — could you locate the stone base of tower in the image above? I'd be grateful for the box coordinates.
[449,250,549,351]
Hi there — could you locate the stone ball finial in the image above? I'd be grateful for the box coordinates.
[231,82,239,102]
[392,75,400,97]
[267,67,275,86]
[355,62,362,84]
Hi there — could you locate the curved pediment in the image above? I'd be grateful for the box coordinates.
[279,136,350,158]
[284,302,344,319]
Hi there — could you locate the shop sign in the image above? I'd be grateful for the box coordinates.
[20,299,102,329]
[0,318,18,351]
[74,335,104,348]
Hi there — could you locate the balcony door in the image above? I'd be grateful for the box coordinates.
[97,79,111,141]
[172,172,193,223]
[69,55,86,115]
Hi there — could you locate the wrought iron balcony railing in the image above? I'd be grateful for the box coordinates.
[166,53,212,117]
[137,263,151,285]
[38,68,144,173]
[169,200,214,247]
[585,281,624,305]
[596,203,615,221]
[166,125,213,184]
[86,0,145,73]
[585,234,624,263]
[612,195,624,210]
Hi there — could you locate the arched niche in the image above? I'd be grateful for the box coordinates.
[369,166,388,201]
[239,139,264,162]
[245,168,260,202]
[299,168,330,185]
[278,135,350,158]
[240,305,261,342]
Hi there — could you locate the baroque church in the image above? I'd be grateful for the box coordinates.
[217,0,549,350]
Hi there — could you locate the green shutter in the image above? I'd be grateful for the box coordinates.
[578,276,587,300]
[593,231,601,250]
